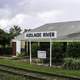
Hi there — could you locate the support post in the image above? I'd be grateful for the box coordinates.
[50,39,52,67]
[27,41,28,56]
[38,42,40,47]
[29,41,32,64]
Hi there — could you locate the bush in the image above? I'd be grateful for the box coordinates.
[17,52,26,57]
[31,43,39,57]
[66,42,80,58]
[0,47,12,56]
[63,58,80,70]
[52,42,65,65]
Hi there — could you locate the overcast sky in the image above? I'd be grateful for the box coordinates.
[0,0,80,31]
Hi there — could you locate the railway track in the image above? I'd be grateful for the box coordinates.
[0,64,79,80]
[0,64,55,80]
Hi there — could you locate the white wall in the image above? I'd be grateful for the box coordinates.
[16,40,21,56]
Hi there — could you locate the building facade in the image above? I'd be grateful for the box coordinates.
[12,21,80,66]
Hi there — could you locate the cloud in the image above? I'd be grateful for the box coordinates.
[0,8,11,19]
[0,0,80,31]
[0,14,27,30]
[0,14,43,31]
[0,19,9,29]
[38,10,64,23]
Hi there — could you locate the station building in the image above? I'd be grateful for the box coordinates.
[12,21,80,66]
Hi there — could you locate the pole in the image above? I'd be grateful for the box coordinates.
[50,39,52,67]
[27,41,28,56]
[29,41,32,64]
[38,42,40,47]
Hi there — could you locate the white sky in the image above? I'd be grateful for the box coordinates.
[0,0,80,31]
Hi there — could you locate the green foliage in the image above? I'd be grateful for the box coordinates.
[17,52,26,57]
[63,58,80,70]
[0,47,12,56]
[23,29,31,33]
[66,42,80,58]
[0,29,11,46]
[52,42,66,65]
[1,59,80,78]
[9,25,22,39]
[31,42,38,57]
[0,71,28,80]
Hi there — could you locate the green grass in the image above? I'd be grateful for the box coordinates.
[0,58,80,78]
[0,71,27,80]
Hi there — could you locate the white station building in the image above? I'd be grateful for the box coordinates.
[12,21,80,66]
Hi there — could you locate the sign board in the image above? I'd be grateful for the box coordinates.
[37,51,46,59]
[25,31,57,39]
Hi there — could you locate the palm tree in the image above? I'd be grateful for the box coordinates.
[9,25,22,38]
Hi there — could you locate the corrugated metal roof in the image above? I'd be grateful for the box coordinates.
[15,21,80,41]
[31,21,80,38]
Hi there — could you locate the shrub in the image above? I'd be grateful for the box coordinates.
[63,58,73,69]
[31,42,39,57]
[63,58,80,70]
[66,42,80,58]
[0,47,12,56]
[52,42,65,65]
[17,52,26,57]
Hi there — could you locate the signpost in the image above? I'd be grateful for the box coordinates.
[50,39,52,67]
[25,31,57,67]
[25,31,57,39]
[29,41,32,64]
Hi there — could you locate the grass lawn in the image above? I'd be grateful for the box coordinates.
[0,58,80,78]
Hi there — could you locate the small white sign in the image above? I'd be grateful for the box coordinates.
[38,51,46,59]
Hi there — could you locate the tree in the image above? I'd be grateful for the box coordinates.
[23,29,31,33]
[9,25,22,39]
[0,29,5,41]
[0,29,10,47]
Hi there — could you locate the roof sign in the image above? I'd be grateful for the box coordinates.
[25,31,57,39]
